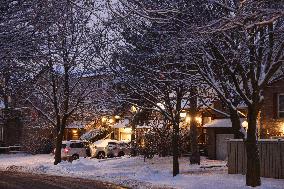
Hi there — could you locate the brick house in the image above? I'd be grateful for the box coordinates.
[260,78,284,138]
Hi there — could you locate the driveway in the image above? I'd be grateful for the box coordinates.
[0,171,128,189]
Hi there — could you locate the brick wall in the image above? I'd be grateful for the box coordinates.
[260,79,284,138]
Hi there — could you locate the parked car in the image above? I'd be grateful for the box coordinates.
[56,140,87,160]
[108,141,131,158]
[89,139,130,159]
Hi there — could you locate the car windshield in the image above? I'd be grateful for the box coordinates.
[108,142,117,145]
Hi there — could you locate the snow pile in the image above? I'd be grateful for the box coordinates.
[0,154,283,189]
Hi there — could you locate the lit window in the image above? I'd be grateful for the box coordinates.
[279,94,284,118]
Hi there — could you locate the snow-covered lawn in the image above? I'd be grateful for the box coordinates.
[0,154,283,189]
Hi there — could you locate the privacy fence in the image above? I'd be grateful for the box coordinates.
[227,139,284,179]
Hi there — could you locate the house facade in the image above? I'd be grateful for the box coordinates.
[202,78,284,160]
[260,78,284,138]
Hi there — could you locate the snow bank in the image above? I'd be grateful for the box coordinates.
[0,153,283,189]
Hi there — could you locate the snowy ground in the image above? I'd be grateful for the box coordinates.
[0,154,283,189]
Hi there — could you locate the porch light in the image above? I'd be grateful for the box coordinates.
[72,130,77,134]
[242,121,248,130]
[180,112,187,118]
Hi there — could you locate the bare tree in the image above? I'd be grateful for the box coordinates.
[192,0,284,186]
[0,0,41,110]
[26,0,108,165]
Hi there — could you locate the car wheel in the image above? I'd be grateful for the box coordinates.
[118,151,125,157]
[72,154,79,160]
[97,152,105,159]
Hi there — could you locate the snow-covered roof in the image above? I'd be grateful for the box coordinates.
[237,102,248,109]
[203,118,246,128]
[203,119,232,128]
[113,119,129,128]
[66,122,85,129]
[80,129,100,140]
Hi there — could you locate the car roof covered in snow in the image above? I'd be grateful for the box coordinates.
[92,139,118,147]
[62,140,83,144]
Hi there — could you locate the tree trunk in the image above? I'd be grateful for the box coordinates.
[230,109,244,139]
[189,119,200,164]
[246,105,261,187]
[172,87,182,177]
[54,128,64,165]
[189,87,200,164]
[131,122,137,156]
[172,122,179,176]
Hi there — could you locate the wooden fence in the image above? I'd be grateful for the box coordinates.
[227,139,284,179]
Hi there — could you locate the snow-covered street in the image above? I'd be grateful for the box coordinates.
[0,154,283,189]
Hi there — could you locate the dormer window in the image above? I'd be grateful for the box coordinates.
[279,94,284,118]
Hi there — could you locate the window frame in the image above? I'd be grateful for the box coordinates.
[278,93,284,118]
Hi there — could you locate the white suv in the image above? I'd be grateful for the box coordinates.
[89,139,130,159]
[60,140,87,160]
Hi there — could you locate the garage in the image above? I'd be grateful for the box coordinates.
[204,119,240,160]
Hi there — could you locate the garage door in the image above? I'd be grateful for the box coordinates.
[216,134,234,160]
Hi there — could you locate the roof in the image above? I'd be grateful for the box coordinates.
[113,119,129,128]
[66,122,85,129]
[203,119,232,128]
[203,118,246,128]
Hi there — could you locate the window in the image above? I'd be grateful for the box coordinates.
[0,125,3,141]
[279,94,284,118]
[70,142,84,148]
